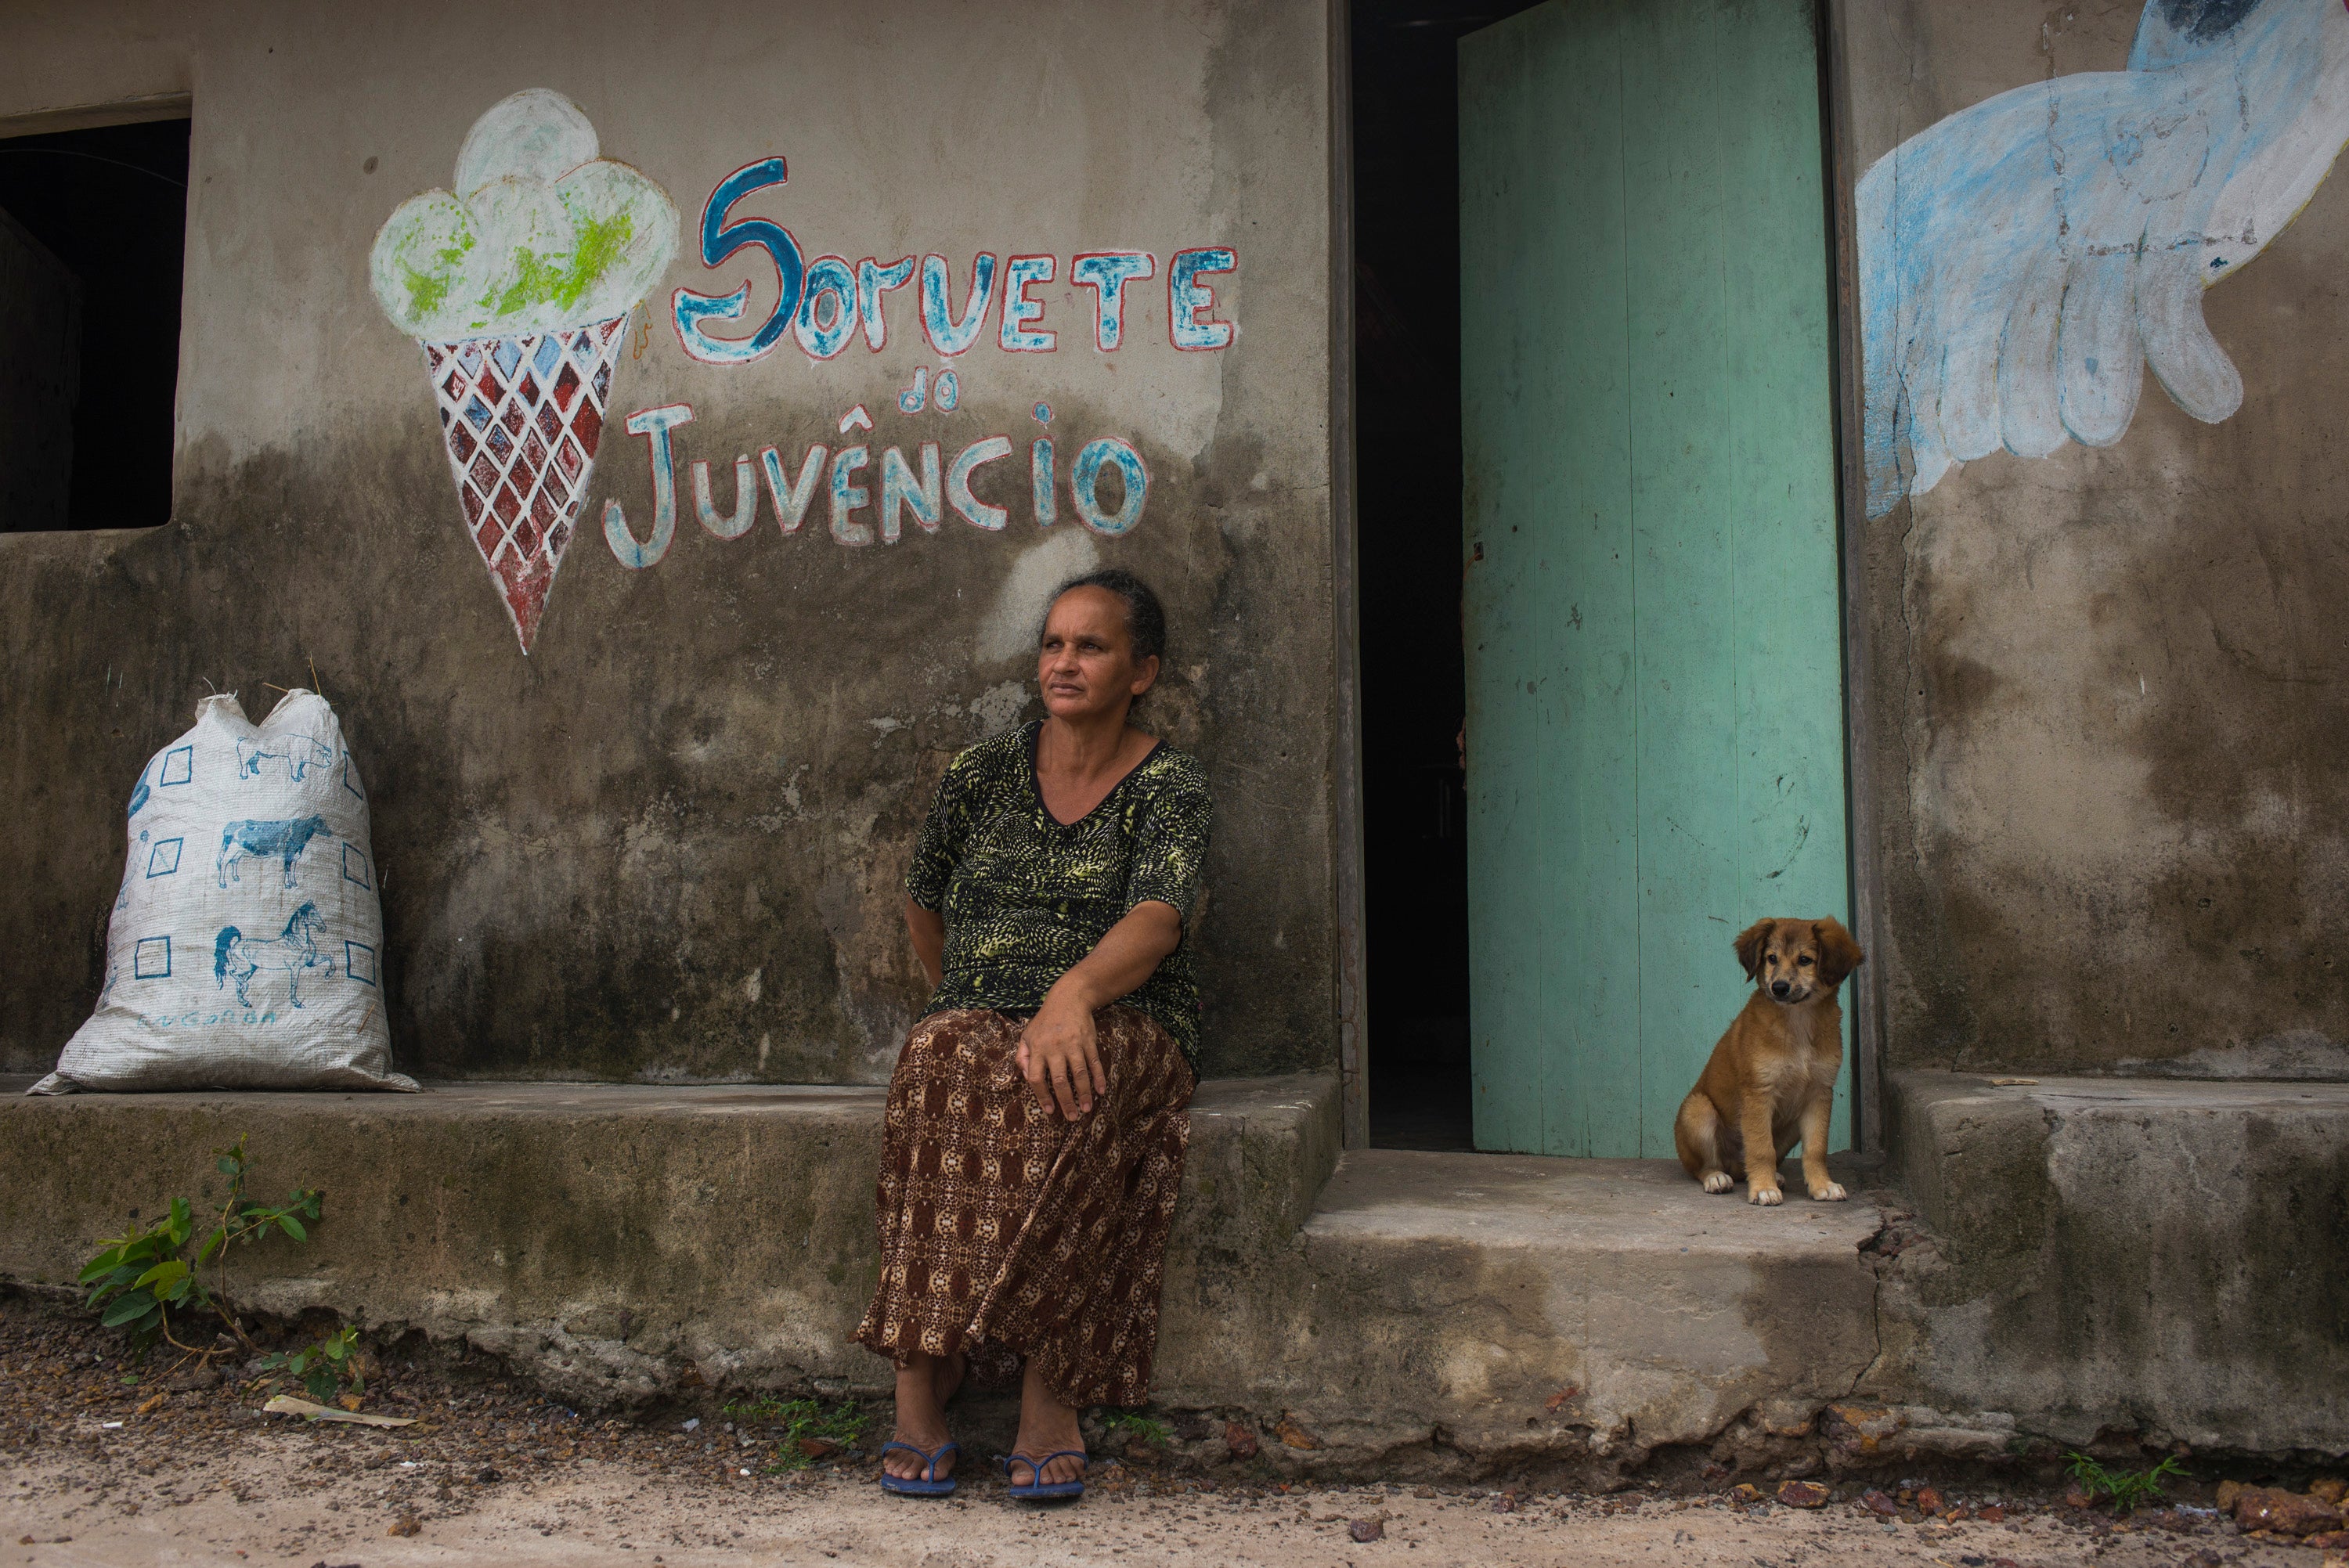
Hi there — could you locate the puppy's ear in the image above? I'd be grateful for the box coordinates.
[1812,917,1867,986]
[1733,921,1773,983]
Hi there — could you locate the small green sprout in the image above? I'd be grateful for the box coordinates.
[2066,1451,2186,1515]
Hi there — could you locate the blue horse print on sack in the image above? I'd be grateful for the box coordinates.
[215,816,330,889]
[236,734,334,782]
[214,903,334,1009]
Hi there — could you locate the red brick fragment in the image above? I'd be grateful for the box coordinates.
[2234,1488,2342,1536]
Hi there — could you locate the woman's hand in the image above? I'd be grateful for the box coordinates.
[1017,985,1109,1119]
[1012,900,1181,1120]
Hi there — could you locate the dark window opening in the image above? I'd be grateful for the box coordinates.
[1355,2,1536,1151]
[0,117,189,532]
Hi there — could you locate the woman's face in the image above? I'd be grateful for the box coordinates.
[1038,587,1159,724]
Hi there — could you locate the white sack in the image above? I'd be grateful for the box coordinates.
[32,690,415,1094]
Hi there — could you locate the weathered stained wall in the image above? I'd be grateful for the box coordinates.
[1836,0,2349,1077]
[0,0,1340,1083]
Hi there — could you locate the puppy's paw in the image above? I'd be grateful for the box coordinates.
[1700,1171,1734,1194]
[1810,1181,1848,1202]
[1747,1184,1784,1206]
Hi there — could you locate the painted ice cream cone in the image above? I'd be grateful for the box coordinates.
[421,317,625,651]
[370,90,677,653]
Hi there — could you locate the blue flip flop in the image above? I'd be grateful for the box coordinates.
[878,1440,958,1497]
[1001,1449,1088,1502]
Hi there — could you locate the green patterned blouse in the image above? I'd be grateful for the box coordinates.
[905,721,1211,1069]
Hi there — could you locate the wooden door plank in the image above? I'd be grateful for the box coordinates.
[1718,0,1854,1148]
[1623,0,1742,1155]
[1461,16,1551,1155]
[1462,2,1640,1155]
[1553,1,1643,1159]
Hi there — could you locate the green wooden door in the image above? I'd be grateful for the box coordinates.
[1459,0,1849,1158]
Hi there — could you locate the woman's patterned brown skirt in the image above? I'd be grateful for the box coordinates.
[853,1006,1195,1409]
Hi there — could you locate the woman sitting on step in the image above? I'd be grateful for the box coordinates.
[853,568,1211,1502]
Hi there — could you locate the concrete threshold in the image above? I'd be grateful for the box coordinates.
[1161,1148,1886,1470]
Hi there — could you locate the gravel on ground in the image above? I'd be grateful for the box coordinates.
[0,1291,2328,1567]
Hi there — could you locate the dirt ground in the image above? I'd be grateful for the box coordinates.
[0,1293,2327,1568]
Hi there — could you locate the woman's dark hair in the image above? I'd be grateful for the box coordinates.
[1044,568,1167,664]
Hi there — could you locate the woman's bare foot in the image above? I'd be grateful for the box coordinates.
[1008,1358,1086,1488]
[884,1351,957,1483]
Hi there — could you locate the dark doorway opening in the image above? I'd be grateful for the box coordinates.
[1353,2,1536,1151]
[0,117,190,532]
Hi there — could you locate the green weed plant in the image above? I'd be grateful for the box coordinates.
[1098,1409,1174,1449]
[2067,1451,2187,1515]
[80,1137,377,1404]
[78,1134,322,1368]
[260,1324,366,1404]
[721,1396,869,1471]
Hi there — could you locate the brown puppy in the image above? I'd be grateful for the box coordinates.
[1675,917,1866,1206]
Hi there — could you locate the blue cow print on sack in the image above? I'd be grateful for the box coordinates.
[236,734,333,781]
[216,816,330,889]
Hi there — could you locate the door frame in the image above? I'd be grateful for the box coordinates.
[1820,0,1889,1153]
[1328,0,1371,1152]
[1329,0,1887,1153]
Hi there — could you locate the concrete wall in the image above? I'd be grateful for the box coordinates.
[0,1,1341,1083]
[1836,0,2349,1078]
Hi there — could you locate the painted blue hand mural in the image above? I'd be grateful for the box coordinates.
[1859,0,2349,516]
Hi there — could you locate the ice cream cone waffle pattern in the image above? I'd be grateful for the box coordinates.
[424,318,624,651]
[371,90,676,653]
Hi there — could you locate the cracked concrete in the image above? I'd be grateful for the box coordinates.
[6,1069,2342,1476]
[1875,1072,2349,1456]
[1161,1150,1888,1476]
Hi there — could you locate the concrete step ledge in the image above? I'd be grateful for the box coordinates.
[0,1072,1338,1408]
[1878,1071,2349,1456]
